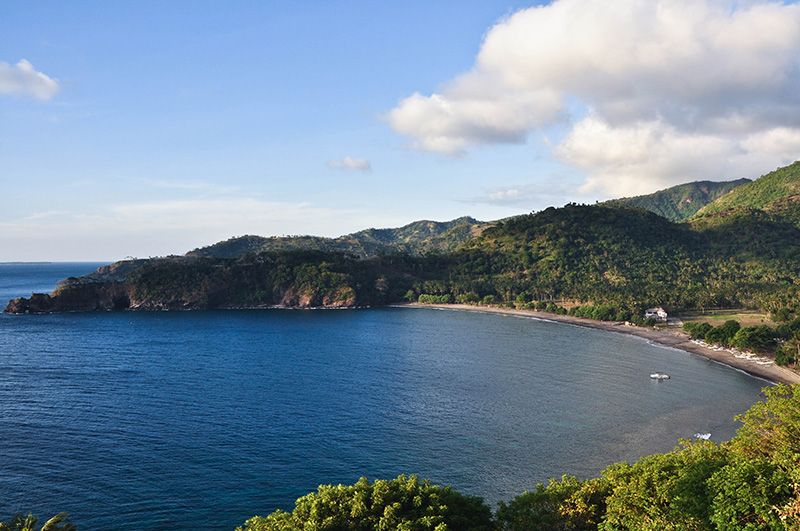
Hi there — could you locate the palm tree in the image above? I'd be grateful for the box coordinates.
[0,513,75,531]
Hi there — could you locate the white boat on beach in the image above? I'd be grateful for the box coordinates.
[650,373,670,379]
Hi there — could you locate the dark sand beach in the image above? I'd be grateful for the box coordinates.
[402,303,800,385]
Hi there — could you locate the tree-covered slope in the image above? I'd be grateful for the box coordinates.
[693,161,800,225]
[10,162,800,317]
[5,250,426,313]
[400,200,800,314]
[9,202,800,315]
[439,205,705,309]
[603,178,750,221]
[187,216,488,259]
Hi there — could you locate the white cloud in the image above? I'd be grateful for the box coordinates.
[0,198,368,261]
[0,59,59,99]
[387,87,563,155]
[740,127,800,160]
[558,116,739,196]
[387,0,800,195]
[326,156,371,172]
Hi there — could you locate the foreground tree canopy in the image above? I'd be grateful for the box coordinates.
[0,513,75,531]
[236,475,494,531]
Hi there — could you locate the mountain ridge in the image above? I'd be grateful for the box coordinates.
[187,216,489,259]
[7,160,800,325]
[602,178,750,221]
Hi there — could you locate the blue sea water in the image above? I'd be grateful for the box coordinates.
[0,263,769,530]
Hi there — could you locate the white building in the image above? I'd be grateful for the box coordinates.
[645,307,668,322]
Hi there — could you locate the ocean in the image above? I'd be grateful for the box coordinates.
[0,263,768,530]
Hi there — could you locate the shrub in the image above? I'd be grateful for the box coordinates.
[236,475,494,531]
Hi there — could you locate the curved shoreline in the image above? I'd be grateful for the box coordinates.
[399,302,800,385]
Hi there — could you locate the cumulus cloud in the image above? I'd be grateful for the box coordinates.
[387,0,800,195]
[0,59,59,99]
[326,156,371,172]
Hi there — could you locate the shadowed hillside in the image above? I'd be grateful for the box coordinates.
[603,178,750,221]
[187,216,489,259]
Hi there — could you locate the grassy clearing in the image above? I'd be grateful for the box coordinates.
[677,309,773,327]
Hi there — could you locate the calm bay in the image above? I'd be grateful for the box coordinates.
[0,264,768,530]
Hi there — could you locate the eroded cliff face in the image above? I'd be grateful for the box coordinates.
[4,282,133,314]
[4,252,408,314]
[4,280,363,313]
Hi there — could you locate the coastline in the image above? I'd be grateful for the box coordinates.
[399,302,800,386]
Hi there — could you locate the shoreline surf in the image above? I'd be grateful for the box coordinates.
[399,302,800,386]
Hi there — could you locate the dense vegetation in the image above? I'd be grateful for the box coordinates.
[603,178,750,221]
[187,217,488,259]
[0,513,75,531]
[498,383,800,530]
[236,475,494,531]
[683,317,800,367]
[694,162,800,220]
[8,162,800,328]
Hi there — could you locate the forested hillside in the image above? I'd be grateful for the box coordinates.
[187,216,488,259]
[8,162,800,323]
[693,161,800,230]
[403,202,800,314]
[603,178,749,221]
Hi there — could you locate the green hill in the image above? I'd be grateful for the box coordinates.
[11,161,800,321]
[187,216,488,259]
[603,178,750,221]
[692,161,800,225]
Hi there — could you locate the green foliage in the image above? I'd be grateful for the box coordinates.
[569,305,621,321]
[776,318,800,340]
[694,161,800,220]
[705,320,741,346]
[189,217,489,260]
[727,384,800,526]
[776,332,800,367]
[773,307,796,323]
[0,513,75,531]
[731,325,777,352]
[708,457,792,531]
[456,292,480,304]
[515,292,531,304]
[730,384,800,469]
[236,475,494,531]
[496,475,610,531]
[600,440,728,531]
[683,321,713,340]
[495,384,800,530]
[418,293,454,304]
[16,162,800,320]
[604,178,750,222]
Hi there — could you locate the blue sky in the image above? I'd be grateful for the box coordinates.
[3,0,800,261]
